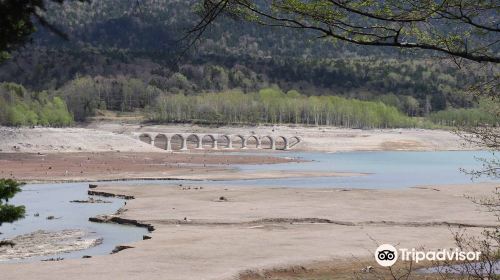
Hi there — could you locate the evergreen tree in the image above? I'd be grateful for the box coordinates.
[0,179,25,226]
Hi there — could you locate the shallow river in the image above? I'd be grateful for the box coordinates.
[0,150,497,262]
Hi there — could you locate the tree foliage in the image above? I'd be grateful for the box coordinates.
[2,75,489,128]
[195,0,500,63]
[0,82,73,126]
[0,179,25,226]
[430,108,498,127]
[0,0,494,119]
[0,56,482,118]
[149,87,418,128]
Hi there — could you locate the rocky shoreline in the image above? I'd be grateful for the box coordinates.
[0,230,102,261]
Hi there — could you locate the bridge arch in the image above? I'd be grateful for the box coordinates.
[232,135,246,149]
[275,136,288,150]
[153,134,168,150]
[139,133,153,144]
[288,136,301,149]
[202,134,218,149]
[246,135,261,149]
[218,135,232,149]
[170,134,185,150]
[186,134,201,149]
[260,135,275,149]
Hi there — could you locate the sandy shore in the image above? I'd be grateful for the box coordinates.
[1,124,474,154]
[0,182,496,280]
[0,126,160,153]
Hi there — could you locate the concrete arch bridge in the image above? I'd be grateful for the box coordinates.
[136,133,301,151]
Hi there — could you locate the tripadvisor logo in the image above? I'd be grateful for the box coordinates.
[375,244,398,267]
[375,244,481,267]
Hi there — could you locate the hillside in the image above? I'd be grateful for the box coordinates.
[0,0,491,126]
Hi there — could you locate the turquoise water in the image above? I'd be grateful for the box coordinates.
[227,150,499,188]
[115,151,498,189]
[0,150,497,263]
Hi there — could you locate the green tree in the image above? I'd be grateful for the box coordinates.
[0,82,73,126]
[0,179,25,226]
[149,86,417,128]
[377,94,402,112]
[203,65,229,91]
[403,96,420,116]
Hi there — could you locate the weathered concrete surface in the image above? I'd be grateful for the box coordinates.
[0,182,497,280]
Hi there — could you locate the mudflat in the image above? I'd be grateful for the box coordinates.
[0,182,496,280]
[0,152,365,182]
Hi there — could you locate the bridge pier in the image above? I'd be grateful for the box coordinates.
[181,137,188,151]
[166,138,172,152]
[256,140,261,149]
[196,135,203,149]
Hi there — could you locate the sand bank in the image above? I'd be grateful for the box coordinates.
[0,182,496,280]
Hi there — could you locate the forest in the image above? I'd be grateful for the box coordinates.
[0,78,496,129]
[149,88,498,128]
[149,88,417,128]
[0,0,497,128]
